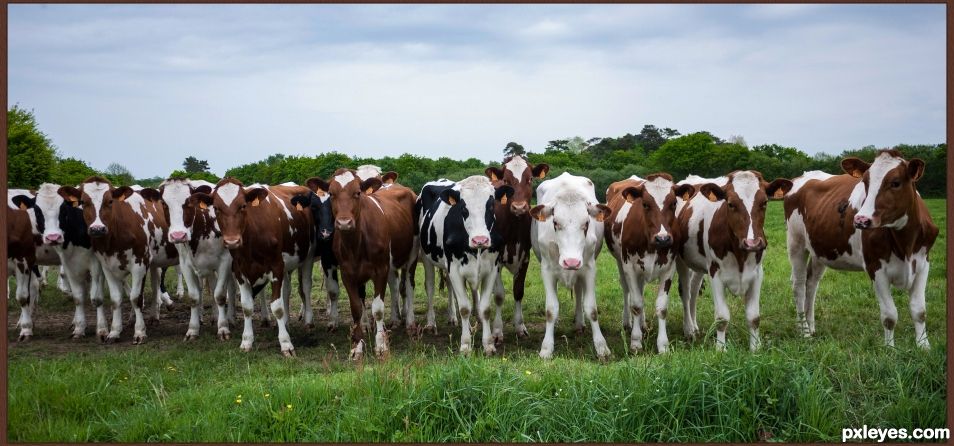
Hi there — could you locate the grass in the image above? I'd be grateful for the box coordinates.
[6,199,948,442]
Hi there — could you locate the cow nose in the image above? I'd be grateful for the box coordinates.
[471,235,490,248]
[169,231,188,243]
[561,258,582,270]
[854,215,873,229]
[654,234,673,248]
[336,218,354,231]
[743,238,765,252]
[511,201,529,215]
[88,225,107,237]
[44,233,63,244]
[320,229,333,240]
[223,237,242,249]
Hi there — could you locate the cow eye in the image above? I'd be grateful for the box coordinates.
[728,203,736,209]
[642,203,650,210]
[760,201,767,209]
[554,221,562,231]
[891,181,901,189]
[353,192,360,198]
[670,202,676,210]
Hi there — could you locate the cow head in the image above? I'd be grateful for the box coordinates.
[698,171,792,252]
[28,183,68,245]
[440,176,514,249]
[485,155,549,216]
[309,168,380,233]
[843,150,925,230]
[621,173,696,249]
[302,177,336,240]
[160,179,213,244]
[10,192,40,237]
[530,192,611,270]
[68,176,129,238]
[206,178,267,249]
[355,165,399,190]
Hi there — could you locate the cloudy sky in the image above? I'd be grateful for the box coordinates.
[8,4,946,178]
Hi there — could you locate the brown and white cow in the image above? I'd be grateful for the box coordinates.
[675,171,792,351]
[484,155,549,338]
[308,168,418,360]
[193,178,315,356]
[784,150,938,349]
[60,177,178,344]
[605,174,696,353]
[354,164,404,326]
[7,189,40,341]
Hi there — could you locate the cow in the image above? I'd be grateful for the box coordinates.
[354,165,405,326]
[784,150,938,349]
[192,178,315,355]
[292,186,347,332]
[529,172,612,360]
[59,177,178,344]
[484,155,549,338]
[674,171,792,351]
[7,189,41,341]
[604,174,696,353]
[307,168,418,360]
[159,178,238,341]
[25,183,106,339]
[417,176,514,354]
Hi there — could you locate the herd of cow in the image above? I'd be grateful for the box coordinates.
[6,150,938,360]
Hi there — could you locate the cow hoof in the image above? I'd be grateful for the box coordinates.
[630,341,643,353]
[71,333,84,341]
[304,322,315,331]
[282,349,296,358]
[449,319,459,328]
[133,335,146,345]
[575,326,585,335]
[539,349,553,360]
[240,342,253,352]
[18,333,31,342]
[106,334,120,344]
[405,323,420,337]
[459,344,473,356]
[516,326,529,338]
[483,344,497,356]
[658,344,670,354]
[184,333,198,342]
[147,318,160,327]
[349,340,365,361]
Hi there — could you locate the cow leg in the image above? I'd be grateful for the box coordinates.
[581,269,610,360]
[423,262,437,333]
[402,265,417,334]
[448,267,473,355]
[58,265,71,295]
[491,277,504,345]
[387,269,402,328]
[238,281,257,351]
[89,261,108,341]
[344,280,367,360]
[325,266,340,332]
[909,260,930,349]
[677,260,699,340]
[371,272,392,358]
[787,227,811,336]
[64,266,89,339]
[13,262,34,341]
[157,267,174,310]
[259,285,272,327]
[100,268,126,343]
[148,267,163,325]
[182,266,203,341]
[688,272,703,335]
[175,266,185,299]
[744,268,763,352]
[273,273,295,356]
[512,262,530,338]
[573,282,585,334]
[804,257,826,337]
[539,268,560,360]
[212,266,231,340]
[297,261,314,330]
[616,259,632,333]
[872,271,898,347]
[130,267,149,344]
[478,270,498,355]
[226,277,237,327]
[446,271,459,328]
[710,275,730,352]
[656,273,674,353]
[622,266,645,352]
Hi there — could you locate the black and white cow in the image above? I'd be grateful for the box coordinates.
[417,176,514,354]
[293,184,344,332]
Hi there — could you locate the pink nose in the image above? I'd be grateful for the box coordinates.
[743,238,765,251]
[170,231,188,242]
[44,233,63,244]
[561,258,582,270]
[854,215,872,229]
[471,235,490,247]
[511,201,529,215]
[223,237,242,248]
[336,218,354,231]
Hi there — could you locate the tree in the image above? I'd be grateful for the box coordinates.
[634,125,668,154]
[566,136,589,154]
[168,169,219,184]
[504,142,526,157]
[51,157,98,186]
[728,135,748,147]
[183,156,210,174]
[544,139,570,153]
[104,162,134,186]
[7,105,57,188]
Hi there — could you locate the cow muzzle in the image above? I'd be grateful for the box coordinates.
[510,201,530,216]
[653,234,673,248]
[335,218,355,231]
[470,235,490,249]
[320,229,333,240]
[88,225,108,238]
[223,236,243,249]
[853,214,874,229]
[742,238,766,252]
[169,230,189,243]
[561,258,582,270]
[43,232,64,245]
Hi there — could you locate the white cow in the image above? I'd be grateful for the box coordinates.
[529,172,613,360]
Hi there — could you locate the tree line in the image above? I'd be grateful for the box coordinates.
[8,106,946,201]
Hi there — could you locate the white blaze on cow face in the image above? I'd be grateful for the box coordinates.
[160,180,194,243]
[535,191,599,270]
[504,156,528,184]
[731,171,761,241]
[856,153,904,228]
[216,183,241,207]
[643,176,675,238]
[81,181,111,231]
[355,165,382,182]
[456,176,496,248]
[34,183,65,244]
[334,170,356,187]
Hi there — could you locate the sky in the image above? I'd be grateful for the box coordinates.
[8,4,947,178]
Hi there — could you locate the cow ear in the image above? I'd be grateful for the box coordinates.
[588,203,612,222]
[699,183,726,202]
[190,192,213,210]
[139,188,161,202]
[621,186,643,203]
[841,158,871,178]
[532,163,550,179]
[58,186,82,206]
[382,171,398,185]
[291,194,311,211]
[485,167,505,182]
[360,177,383,195]
[112,186,134,201]
[244,188,268,207]
[674,184,696,201]
[529,204,551,222]
[440,189,461,206]
[12,195,35,210]
[766,179,794,199]
[494,185,514,205]
[306,177,330,197]
[193,185,212,195]
[907,159,925,182]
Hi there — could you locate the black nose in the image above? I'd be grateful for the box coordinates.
[654,234,673,247]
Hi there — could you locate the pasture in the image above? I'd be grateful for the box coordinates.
[6,199,947,442]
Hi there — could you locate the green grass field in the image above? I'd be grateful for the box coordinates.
[6,200,947,442]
